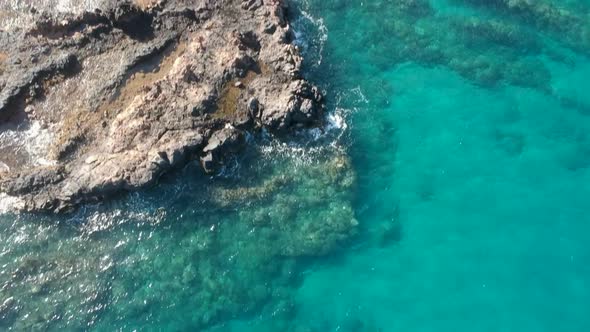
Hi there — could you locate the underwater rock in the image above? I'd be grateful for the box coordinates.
[324,0,590,92]
[0,0,324,212]
[211,148,359,257]
[460,0,590,53]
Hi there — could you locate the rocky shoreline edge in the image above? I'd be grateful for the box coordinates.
[0,0,325,213]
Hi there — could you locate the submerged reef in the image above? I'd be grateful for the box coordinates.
[0,145,358,330]
[460,0,590,54]
[309,0,590,96]
[212,147,357,256]
[0,0,324,213]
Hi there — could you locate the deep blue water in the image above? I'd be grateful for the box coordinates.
[2,0,590,331]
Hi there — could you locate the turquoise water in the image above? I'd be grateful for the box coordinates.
[2,0,590,331]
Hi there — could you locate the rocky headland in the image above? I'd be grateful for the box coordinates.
[0,0,324,213]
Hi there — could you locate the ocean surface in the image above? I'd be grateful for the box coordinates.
[2,0,590,331]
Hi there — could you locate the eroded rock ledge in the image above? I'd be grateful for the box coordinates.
[0,0,324,212]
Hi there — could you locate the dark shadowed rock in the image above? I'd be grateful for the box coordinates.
[0,166,65,196]
[201,127,246,174]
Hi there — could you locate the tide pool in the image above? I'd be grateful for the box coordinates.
[2,0,590,331]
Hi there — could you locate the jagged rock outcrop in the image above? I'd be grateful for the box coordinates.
[0,0,324,212]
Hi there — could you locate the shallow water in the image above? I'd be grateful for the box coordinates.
[2,0,590,331]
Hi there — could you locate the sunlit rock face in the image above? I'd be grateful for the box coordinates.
[0,0,326,212]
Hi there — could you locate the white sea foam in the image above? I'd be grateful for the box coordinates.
[0,121,56,167]
[257,107,351,169]
[326,109,348,132]
[292,6,329,66]
[351,86,370,104]
[259,142,332,167]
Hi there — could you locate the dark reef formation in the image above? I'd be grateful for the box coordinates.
[313,0,590,99]
[0,0,324,212]
[0,145,359,330]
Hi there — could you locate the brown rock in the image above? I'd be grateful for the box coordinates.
[0,0,324,212]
